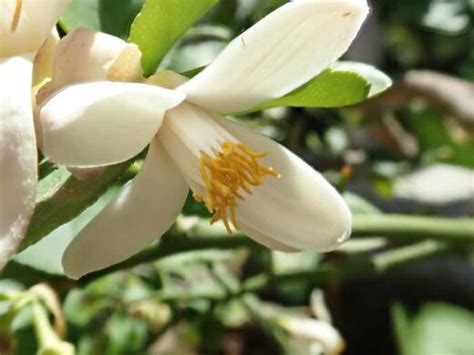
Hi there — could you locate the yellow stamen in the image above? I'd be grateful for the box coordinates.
[195,141,280,234]
[11,0,22,32]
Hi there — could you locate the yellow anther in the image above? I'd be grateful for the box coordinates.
[11,0,22,32]
[196,141,280,234]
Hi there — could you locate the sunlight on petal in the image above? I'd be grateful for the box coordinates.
[179,0,369,113]
[41,81,186,167]
[62,139,189,279]
[0,0,70,57]
[0,56,37,268]
[218,117,352,251]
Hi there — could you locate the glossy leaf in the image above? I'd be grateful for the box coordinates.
[129,0,219,75]
[252,61,391,111]
[332,61,392,98]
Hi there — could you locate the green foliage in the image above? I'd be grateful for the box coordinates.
[332,62,393,98]
[63,275,158,354]
[21,163,131,252]
[129,0,219,75]
[392,302,474,355]
[61,0,145,38]
[2,0,474,353]
[253,61,391,111]
[409,108,474,168]
[15,188,119,275]
[103,313,148,355]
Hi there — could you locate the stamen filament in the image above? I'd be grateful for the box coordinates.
[196,141,280,234]
[11,0,22,32]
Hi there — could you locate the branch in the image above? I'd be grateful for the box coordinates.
[351,214,474,242]
[80,214,472,282]
[6,214,471,285]
[139,241,451,304]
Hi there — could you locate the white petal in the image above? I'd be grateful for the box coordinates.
[161,103,235,156]
[158,102,237,192]
[40,81,186,167]
[62,139,189,279]
[218,117,352,252]
[50,28,128,89]
[33,29,59,86]
[179,0,369,113]
[158,104,351,252]
[394,164,474,205]
[33,30,59,147]
[68,166,105,181]
[158,107,297,252]
[239,221,299,252]
[280,316,345,353]
[34,29,131,108]
[0,56,37,269]
[0,0,69,57]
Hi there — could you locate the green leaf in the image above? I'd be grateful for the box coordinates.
[20,163,131,251]
[409,108,474,168]
[61,0,145,39]
[104,313,148,354]
[63,289,110,326]
[331,61,392,98]
[14,187,119,275]
[129,0,219,76]
[392,302,474,355]
[253,61,391,111]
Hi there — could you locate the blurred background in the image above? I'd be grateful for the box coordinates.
[1,0,474,354]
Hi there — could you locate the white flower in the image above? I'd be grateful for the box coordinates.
[279,315,345,355]
[0,0,69,269]
[40,0,369,279]
[394,163,474,205]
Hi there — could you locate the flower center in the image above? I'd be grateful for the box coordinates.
[193,141,280,234]
[11,0,22,32]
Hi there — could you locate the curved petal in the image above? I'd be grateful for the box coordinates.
[40,81,186,167]
[239,221,299,252]
[33,30,59,86]
[218,117,352,252]
[50,28,132,89]
[158,102,238,194]
[62,139,189,279]
[33,30,60,147]
[0,0,69,57]
[0,56,37,269]
[179,0,369,113]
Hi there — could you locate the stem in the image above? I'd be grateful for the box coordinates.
[7,215,470,285]
[371,241,449,271]
[80,234,255,283]
[31,299,75,354]
[78,214,472,283]
[352,215,474,242]
[31,300,58,349]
